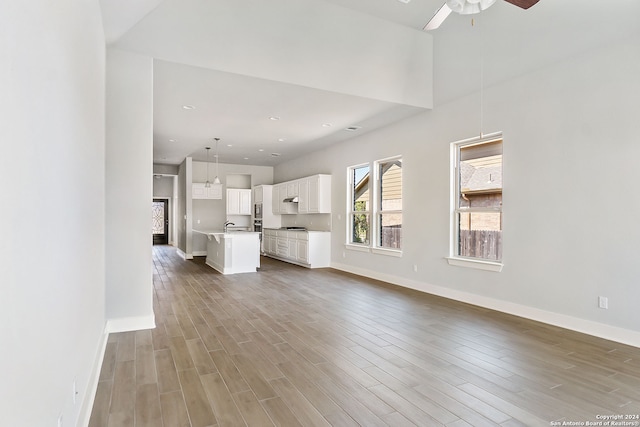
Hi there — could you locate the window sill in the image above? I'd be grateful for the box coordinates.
[345,244,371,253]
[446,257,503,272]
[372,247,402,257]
[344,244,403,258]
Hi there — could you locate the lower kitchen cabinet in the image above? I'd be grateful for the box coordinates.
[262,229,330,268]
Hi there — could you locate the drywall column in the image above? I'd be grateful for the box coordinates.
[0,2,107,426]
[105,48,155,332]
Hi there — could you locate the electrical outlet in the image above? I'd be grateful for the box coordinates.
[598,296,608,309]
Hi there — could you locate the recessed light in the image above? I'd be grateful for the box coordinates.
[227,144,233,147]
[271,153,281,157]
[322,123,332,127]
[169,139,177,142]
[344,126,362,132]
[258,149,264,152]
[182,105,195,110]
[278,138,285,142]
[269,116,280,121]
[244,157,249,160]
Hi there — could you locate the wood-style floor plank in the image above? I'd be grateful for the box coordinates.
[89,245,640,426]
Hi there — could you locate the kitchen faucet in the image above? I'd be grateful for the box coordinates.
[224,220,235,232]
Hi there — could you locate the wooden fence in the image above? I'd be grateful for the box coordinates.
[381,226,402,249]
[459,230,502,260]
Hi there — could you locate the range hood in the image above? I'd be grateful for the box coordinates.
[282,196,299,203]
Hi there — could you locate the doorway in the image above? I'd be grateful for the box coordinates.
[152,199,169,245]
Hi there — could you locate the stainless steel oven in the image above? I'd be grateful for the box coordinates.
[254,203,263,220]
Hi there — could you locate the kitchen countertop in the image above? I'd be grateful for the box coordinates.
[193,229,259,242]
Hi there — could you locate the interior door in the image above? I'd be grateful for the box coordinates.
[152,199,169,245]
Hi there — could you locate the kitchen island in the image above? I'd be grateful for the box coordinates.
[192,229,260,275]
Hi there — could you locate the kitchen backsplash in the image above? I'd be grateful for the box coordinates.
[280,213,331,231]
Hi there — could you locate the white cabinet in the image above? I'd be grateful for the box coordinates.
[263,229,330,268]
[270,175,330,215]
[276,238,289,257]
[263,229,277,255]
[226,189,251,215]
[296,235,309,264]
[272,183,297,214]
[272,184,282,213]
[193,183,223,200]
[298,179,309,213]
[297,174,331,214]
[287,181,299,197]
[253,186,264,204]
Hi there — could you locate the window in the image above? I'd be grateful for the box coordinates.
[347,156,403,255]
[451,135,502,266]
[348,164,370,245]
[376,157,402,250]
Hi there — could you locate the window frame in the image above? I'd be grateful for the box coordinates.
[448,133,503,272]
[347,163,371,248]
[373,156,403,254]
[346,155,403,257]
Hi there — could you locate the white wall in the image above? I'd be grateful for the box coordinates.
[113,0,433,108]
[105,48,155,332]
[0,1,107,426]
[153,175,174,198]
[274,34,640,346]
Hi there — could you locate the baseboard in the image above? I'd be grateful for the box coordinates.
[105,314,156,334]
[76,330,109,427]
[330,262,640,349]
[192,250,207,257]
[176,248,193,260]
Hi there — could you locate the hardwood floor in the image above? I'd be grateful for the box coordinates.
[89,245,640,426]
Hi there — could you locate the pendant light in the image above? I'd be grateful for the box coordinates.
[204,146,212,188]
[213,137,221,185]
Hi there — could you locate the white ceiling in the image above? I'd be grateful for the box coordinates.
[100,0,640,166]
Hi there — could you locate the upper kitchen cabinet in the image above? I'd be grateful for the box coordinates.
[226,188,251,215]
[298,174,331,214]
[272,183,296,214]
[287,181,299,198]
[272,184,283,214]
[253,186,264,204]
[193,182,222,199]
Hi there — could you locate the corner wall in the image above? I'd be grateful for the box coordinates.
[0,2,107,425]
[105,48,155,332]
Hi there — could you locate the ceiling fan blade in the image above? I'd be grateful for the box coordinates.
[502,0,540,9]
[424,3,452,31]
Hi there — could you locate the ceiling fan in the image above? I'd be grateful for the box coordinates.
[424,0,540,31]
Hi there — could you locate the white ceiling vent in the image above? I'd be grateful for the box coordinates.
[344,126,362,132]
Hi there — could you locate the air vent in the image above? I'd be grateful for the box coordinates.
[344,126,362,132]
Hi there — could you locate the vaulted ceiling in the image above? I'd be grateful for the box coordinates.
[100,0,640,166]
